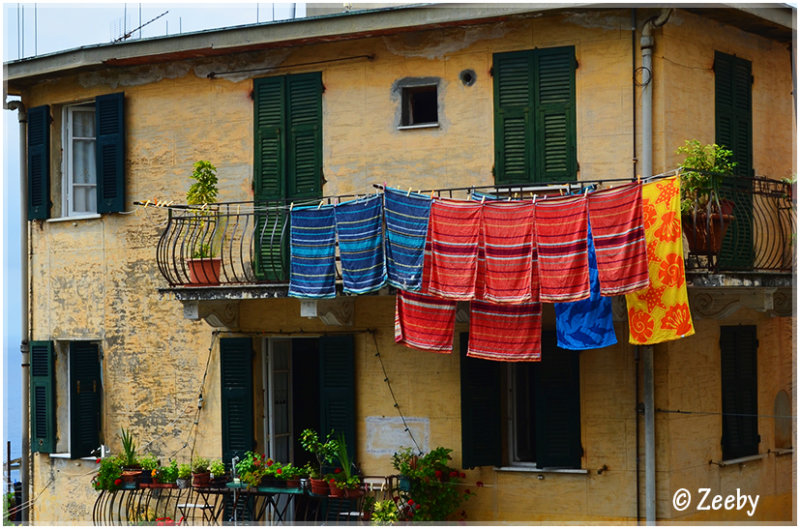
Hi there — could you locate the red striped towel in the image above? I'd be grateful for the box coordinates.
[534,194,591,303]
[467,300,542,361]
[426,199,483,300]
[480,202,535,303]
[587,182,650,295]
[395,290,457,353]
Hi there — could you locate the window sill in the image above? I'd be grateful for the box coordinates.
[49,453,99,461]
[496,466,589,475]
[712,453,767,467]
[46,214,101,223]
[397,123,439,130]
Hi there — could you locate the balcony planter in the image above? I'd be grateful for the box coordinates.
[192,471,211,488]
[187,258,221,286]
[309,478,329,496]
[682,199,735,255]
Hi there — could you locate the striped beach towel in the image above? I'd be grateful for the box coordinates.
[395,290,457,353]
[334,194,387,294]
[555,221,617,350]
[288,205,337,299]
[384,187,432,291]
[426,199,483,300]
[534,194,591,303]
[467,300,542,362]
[480,202,536,303]
[588,182,650,295]
[626,176,695,344]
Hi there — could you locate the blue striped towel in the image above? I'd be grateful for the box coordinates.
[288,205,337,299]
[335,194,387,294]
[384,187,432,291]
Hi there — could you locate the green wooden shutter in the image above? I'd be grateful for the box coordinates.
[720,325,759,460]
[534,46,577,183]
[69,342,101,459]
[493,51,534,185]
[287,72,323,199]
[27,105,50,220]
[319,335,355,460]
[534,332,581,468]
[30,341,55,453]
[715,52,754,269]
[459,333,502,468]
[220,337,255,465]
[95,92,125,213]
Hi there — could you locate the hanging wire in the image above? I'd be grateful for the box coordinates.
[370,331,423,455]
[657,408,796,420]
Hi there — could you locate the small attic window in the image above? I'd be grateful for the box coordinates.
[400,85,438,129]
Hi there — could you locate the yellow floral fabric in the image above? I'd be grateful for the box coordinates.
[625,176,695,344]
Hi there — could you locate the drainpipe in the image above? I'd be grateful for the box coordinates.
[639,9,671,526]
[5,98,29,523]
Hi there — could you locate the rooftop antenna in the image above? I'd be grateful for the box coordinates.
[115,10,168,41]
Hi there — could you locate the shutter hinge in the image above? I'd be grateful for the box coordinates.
[757,434,761,443]
[576,161,580,172]
[751,75,754,85]
[489,67,493,77]
[321,83,326,94]
[249,90,254,101]
[574,59,579,69]
[491,164,496,177]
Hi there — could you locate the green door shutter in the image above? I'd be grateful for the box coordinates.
[318,335,355,460]
[287,73,323,199]
[220,337,255,465]
[493,50,534,185]
[715,52,754,269]
[95,92,125,214]
[534,46,577,183]
[27,105,50,220]
[30,341,56,453]
[534,332,581,468]
[459,333,502,469]
[720,325,759,460]
[70,342,101,458]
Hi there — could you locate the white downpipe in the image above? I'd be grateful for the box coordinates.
[641,8,673,179]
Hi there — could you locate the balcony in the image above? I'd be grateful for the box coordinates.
[153,177,795,302]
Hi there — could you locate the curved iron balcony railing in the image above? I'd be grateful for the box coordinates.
[154,177,795,288]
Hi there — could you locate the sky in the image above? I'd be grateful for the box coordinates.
[2,1,309,485]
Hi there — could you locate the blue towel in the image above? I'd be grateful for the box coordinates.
[554,221,618,350]
[335,194,387,294]
[288,205,337,299]
[384,187,432,291]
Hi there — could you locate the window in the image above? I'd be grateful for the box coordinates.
[253,73,323,281]
[27,92,125,221]
[493,46,576,184]
[720,325,759,460]
[400,84,438,127]
[30,341,102,458]
[460,332,582,470]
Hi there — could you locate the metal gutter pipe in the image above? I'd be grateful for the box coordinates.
[640,8,672,180]
[4,98,29,522]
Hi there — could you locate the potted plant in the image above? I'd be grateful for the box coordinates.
[185,160,221,285]
[138,453,159,487]
[235,451,267,489]
[92,456,124,492]
[260,459,285,489]
[300,429,339,496]
[153,460,179,488]
[677,140,737,254]
[333,433,362,498]
[191,456,211,487]
[280,463,303,489]
[119,428,140,486]
[176,463,192,489]
[209,459,228,487]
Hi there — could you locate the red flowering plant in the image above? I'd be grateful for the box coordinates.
[390,447,474,521]
[92,455,124,491]
[235,451,269,487]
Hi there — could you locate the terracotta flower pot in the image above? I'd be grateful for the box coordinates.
[329,482,345,497]
[187,258,221,286]
[192,472,211,488]
[309,478,329,496]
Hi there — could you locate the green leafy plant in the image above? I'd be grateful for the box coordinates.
[186,160,219,259]
[332,433,360,490]
[119,428,138,468]
[209,459,226,477]
[177,463,192,480]
[390,447,474,521]
[139,453,159,472]
[3,491,16,525]
[677,140,737,214]
[279,463,302,480]
[155,460,179,484]
[370,500,400,525]
[191,456,210,474]
[299,429,339,479]
[92,456,124,491]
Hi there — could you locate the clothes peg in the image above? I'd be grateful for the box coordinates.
[318,200,324,210]
[430,189,435,199]
[289,202,294,211]
[584,187,590,196]
[481,195,486,204]
[237,204,240,215]
[143,200,150,208]
[637,174,641,184]
[407,187,412,197]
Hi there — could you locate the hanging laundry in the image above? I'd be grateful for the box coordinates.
[383,187,432,291]
[534,194,591,303]
[395,290,457,353]
[467,300,542,361]
[425,199,483,300]
[480,202,536,303]
[288,205,337,299]
[587,182,650,295]
[625,176,695,344]
[334,194,387,294]
[555,220,617,350]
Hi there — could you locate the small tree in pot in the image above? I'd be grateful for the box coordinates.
[186,160,221,285]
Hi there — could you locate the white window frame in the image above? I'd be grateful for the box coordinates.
[261,338,294,463]
[506,364,537,468]
[61,102,97,217]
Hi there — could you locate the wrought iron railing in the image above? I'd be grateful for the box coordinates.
[153,177,795,288]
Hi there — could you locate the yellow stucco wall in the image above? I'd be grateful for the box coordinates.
[22,8,793,523]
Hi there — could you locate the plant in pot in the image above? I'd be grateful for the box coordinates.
[300,429,339,496]
[209,459,228,487]
[261,459,285,489]
[279,463,303,489]
[333,433,362,498]
[92,455,124,492]
[677,140,737,254]
[154,460,179,488]
[176,463,192,489]
[191,456,211,488]
[138,453,159,487]
[235,451,267,489]
[119,428,141,486]
[185,160,221,285]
